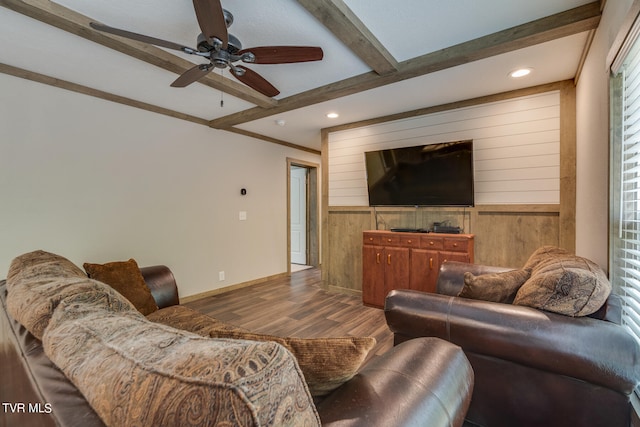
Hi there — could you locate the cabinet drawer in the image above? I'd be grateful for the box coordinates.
[381,234,401,246]
[444,238,468,252]
[399,235,420,248]
[421,236,444,250]
[363,233,382,245]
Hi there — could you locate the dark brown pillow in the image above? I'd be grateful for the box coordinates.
[84,259,158,315]
[147,306,375,397]
[459,269,531,303]
[513,254,611,317]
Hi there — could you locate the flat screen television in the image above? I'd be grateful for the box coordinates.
[364,140,474,207]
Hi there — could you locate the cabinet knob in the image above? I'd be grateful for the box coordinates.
[387,254,391,265]
[453,243,458,247]
[429,258,433,269]
[407,239,412,244]
[387,238,392,242]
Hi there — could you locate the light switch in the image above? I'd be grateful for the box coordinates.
[239,211,247,221]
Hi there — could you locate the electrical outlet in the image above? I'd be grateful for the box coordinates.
[218,271,225,281]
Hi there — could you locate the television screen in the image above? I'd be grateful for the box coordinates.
[364,140,474,207]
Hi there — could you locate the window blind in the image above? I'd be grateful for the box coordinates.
[612,33,640,344]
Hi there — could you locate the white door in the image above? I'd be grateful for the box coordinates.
[291,166,307,265]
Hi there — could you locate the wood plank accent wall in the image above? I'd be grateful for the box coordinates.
[321,81,576,293]
[328,91,561,206]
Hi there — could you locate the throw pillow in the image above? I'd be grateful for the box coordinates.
[459,268,531,303]
[208,328,376,397]
[43,295,320,427]
[513,254,611,317]
[148,306,376,397]
[523,245,571,270]
[146,305,243,335]
[5,250,138,339]
[84,259,158,315]
[7,249,86,284]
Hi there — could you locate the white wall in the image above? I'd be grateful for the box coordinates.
[0,74,320,298]
[328,92,561,206]
[576,0,634,270]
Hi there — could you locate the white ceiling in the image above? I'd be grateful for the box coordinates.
[0,0,596,150]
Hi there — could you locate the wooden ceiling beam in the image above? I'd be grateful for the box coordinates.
[224,127,321,155]
[0,61,319,154]
[296,0,399,75]
[0,62,211,126]
[210,1,601,129]
[0,0,277,108]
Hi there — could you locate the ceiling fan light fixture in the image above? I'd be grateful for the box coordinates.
[510,68,532,78]
[222,9,234,28]
[226,34,242,54]
[90,0,323,98]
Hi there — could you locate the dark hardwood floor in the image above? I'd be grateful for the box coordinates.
[184,267,394,358]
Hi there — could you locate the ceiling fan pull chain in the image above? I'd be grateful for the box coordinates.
[220,69,224,107]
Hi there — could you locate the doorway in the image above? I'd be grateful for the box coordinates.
[287,159,319,272]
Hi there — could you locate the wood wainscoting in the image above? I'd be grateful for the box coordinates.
[321,82,576,295]
[324,204,562,294]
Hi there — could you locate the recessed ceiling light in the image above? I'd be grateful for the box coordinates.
[326,112,339,119]
[510,68,532,78]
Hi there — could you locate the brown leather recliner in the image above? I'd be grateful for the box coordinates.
[385,261,640,427]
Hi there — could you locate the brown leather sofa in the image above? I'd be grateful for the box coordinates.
[385,261,640,427]
[1,264,474,427]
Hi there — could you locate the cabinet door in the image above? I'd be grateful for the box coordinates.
[362,245,385,307]
[410,249,440,293]
[383,247,410,298]
[440,250,470,265]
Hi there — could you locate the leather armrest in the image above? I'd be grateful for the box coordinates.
[384,289,640,395]
[316,337,473,427]
[436,261,513,295]
[140,265,179,309]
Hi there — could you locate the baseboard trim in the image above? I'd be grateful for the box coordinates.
[180,272,290,303]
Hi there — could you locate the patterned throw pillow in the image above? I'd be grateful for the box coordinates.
[44,296,320,427]
[5,250,137,339]
[523,245,571,270]
[148,305,376,397]
[84,259,158,315]
[208,329,376,397]
[514,249,611,317]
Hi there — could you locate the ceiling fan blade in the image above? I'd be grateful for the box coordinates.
[238,46,323,64]
[170,64,212,87]
[192,0,228,49]
[90,22,190,52]
[232,66,280,97]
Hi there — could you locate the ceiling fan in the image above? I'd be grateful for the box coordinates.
[89,0,323,97]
